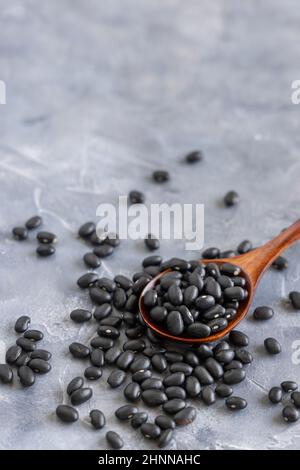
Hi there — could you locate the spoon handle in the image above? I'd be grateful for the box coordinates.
[235,219,300,286]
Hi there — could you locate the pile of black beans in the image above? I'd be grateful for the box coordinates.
[60,233,255,449]
[12,215,57,257]
[143,259,248,338]
[269,381,300,423]
[0,315,51,387]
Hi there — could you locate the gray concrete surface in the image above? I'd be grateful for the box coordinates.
[0,0,300,450]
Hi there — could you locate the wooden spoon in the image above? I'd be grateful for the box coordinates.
[139,219,300,344]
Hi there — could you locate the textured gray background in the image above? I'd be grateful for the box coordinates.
[1,0,300,450]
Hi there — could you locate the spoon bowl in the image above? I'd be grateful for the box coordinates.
[139,219,300,343]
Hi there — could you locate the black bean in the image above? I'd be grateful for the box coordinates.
[272,256,288,270]
[124,382,141,402]
[71,387,93,405]
[93,244,114,258]
[116,351,135,370]
[70,308,92,324]
[77,273,98,289]
[106,430,124,449]
[83,252,101,268]
[125,294,139,313]
[123,339,145,352]
[132,369,152,383]
[193,366,214,385]
[205,358,224,379]
[165,351,184,363]
[28,358,51,374]
[56,405,79,423]
[141,378,163,390]
[37,231,57,244]
[223,369,246,385]
[90,336,113,350]
[174,406,197,425]
[23,329,44,341]
[161,278,181,292]
[235,349,253,364]
[100,316,122,328]
[97,325,120,340]
[264,337,281,355]
[204,277,222,300]
[213,341,230,354]
[18,365,35,387]
[133,277,152,296]
[96,278,116,292]
[105,233,120,247]
[112,288,127,310]
[90,409,106,429]
[123,311,137,326]
[84,366,102,380]
[217,275,234,289]
[12,226,28,240]
[195,295,215,310]
[237,240,252,254]
[289,291,300,310]
[268,387,282,404]
[152,170,169,183]
[166,311,184,336]
[115,405,138,421]
[93,304,112,321]
[185,376,201,398]
[215,383,233,398]
[163,372,185,387]
[142,389,168,406]
[233,277,246,287]
[170,362,193,376]
[144,290,158,308]
[16,352,30,367]
[201,386,216,405]
[291,391,300,408]
[141,422,161,439]
[202,305,225,321]
[0,364,13,383]
[224,286,245,301]
[69,342,90,360]
[188,271,204,290]
[130,357,151,373]
[224,360,243,371]
[282,405,299,423]
[202,247,220,259]
[168,285,183,306]
[145,234,160,251]
[107,369,126,388]
[207,317,228,332]
[14,316,31,333]
[206,263,220,278]
[220,263,241,276]
[155,415,175,430]
[90,231,105,245]
[165,386,186,400]
[196,345,213,360]
[281,381,298,393]
[158,429,173,448]
[89,349,104,368]
[114,275,133,290]
[253,306,274,320]
[129,190,145,204]
[229,330,249,347]
[16,337,36,352]
[226,396,247,410]
[67,376,84,395]
[214,349,235,364]
[161,258,190,271]
[183,285,199,306]
[104,347,121,365]
[5,345,22,364]
[25,215,42,230]
[185,150,203,164]
[36,244,55,257]
[186,322,211,338]
[163,398,186,414]
[131,412,148,428]
[224,190,239,207]
[150,308,168,327]
[90,287,112,304]
[78,221,95,238]
[224,308,238,320]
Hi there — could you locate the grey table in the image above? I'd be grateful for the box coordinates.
[1,0,300,450]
